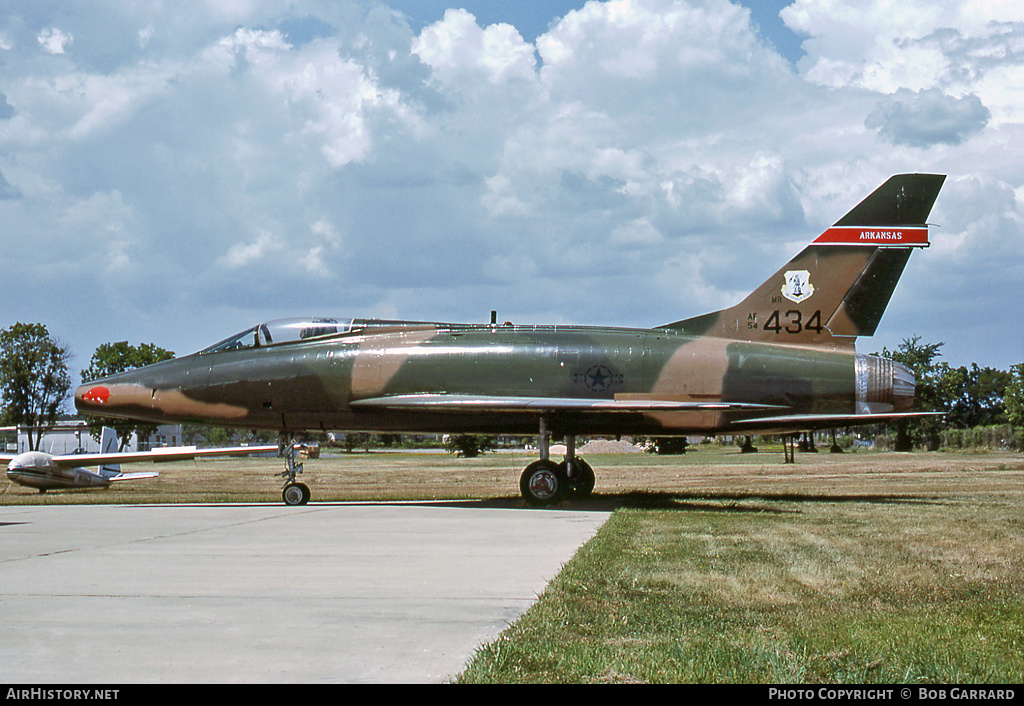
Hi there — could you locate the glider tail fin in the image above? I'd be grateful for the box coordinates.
[98,426,121,479]
[661,173,946,345]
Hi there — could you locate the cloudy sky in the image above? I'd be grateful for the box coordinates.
[1,0,1022,386]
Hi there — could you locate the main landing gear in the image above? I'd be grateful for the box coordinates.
[278,435,310,506]
[519,417,596,507]
[273,424,595,507]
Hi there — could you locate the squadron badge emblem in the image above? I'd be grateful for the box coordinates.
[782,270,814,303]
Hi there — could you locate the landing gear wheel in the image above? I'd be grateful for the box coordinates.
[519,460,567,507]
[282,482,310,506]
[560,457,595,499]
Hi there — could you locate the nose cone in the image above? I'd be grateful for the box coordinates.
[76,383,111,409]
[76,356,249,426]
[76,363,170,422]
[75,379,152,419]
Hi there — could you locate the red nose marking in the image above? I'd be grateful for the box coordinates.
[82,387,111,404]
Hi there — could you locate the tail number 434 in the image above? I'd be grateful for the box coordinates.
[762,309,823,335]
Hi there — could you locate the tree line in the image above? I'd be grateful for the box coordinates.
[2,322,1023,452]
[881,336,1024,451]
[0,322,172,451]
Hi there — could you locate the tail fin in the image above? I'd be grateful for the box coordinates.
[98,426,121,479]
[661,173,946,346]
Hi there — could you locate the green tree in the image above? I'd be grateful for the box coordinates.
[644,437,690,454]
[941,363,1012,428]
[445,434,494,458]
[1006,363,1024,431]
[81,341,174,450]
[0,323,72,451]
[879,336,946,451]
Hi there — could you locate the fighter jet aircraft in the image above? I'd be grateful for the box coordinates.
[3,426,277,493]
[75,173,945,506]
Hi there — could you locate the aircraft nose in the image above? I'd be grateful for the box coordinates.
[75,358,247,426]
[76,384,112,407]
[75,382,114,413]
[6,457,22,483]
[76,358,173,414]
[75,375,155,419]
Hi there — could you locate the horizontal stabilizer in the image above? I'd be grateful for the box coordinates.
[108,471,159,482]
[729,411,944,433]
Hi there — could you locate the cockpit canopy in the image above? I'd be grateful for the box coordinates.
[201,317,355,354]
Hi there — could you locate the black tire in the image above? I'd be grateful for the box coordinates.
[283,482,310,506]
[519,460,566,507]
[561,457,595,499]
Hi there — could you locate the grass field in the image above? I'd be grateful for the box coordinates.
[3,445,1022,683]
[456,448,1024,683]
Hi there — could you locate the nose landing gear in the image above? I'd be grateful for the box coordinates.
[277,435,310,506]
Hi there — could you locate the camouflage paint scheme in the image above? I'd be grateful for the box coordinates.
[74,174,945,505]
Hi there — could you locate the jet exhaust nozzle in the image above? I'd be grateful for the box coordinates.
[856,354,915,414]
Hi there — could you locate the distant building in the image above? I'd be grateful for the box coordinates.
[142,426,185,450]
[15,424,184,454]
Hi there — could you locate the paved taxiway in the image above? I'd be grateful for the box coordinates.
[0,502,610,683]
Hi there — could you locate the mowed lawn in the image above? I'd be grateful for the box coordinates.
[455,450,1024,683]
[4,444,1022,682]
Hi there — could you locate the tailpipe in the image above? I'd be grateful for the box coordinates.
[855,354,915,413]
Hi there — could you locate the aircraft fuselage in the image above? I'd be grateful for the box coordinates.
[74,320,908,437]
[6,452,113,491]
[70,173,943,506]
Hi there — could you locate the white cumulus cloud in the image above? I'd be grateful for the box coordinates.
[0,0,1021,372]
[38,28,73,55]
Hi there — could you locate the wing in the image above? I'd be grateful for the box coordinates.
[351,395,941,434]
[47,445,279,468]
[350,394,786,413]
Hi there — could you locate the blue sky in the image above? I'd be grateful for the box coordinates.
[390,1,807,59]
[388,1,586,42]
[1,0,1022,384]
[387,0,802,59]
